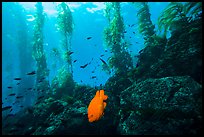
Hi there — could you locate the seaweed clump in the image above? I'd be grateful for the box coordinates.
[50,2,75,99]
[51,66,75,99]
[128,2,167,81]
[158,2,202,39]
[56,2,74,75]
[132,2,158,46]
[32,2,49,96]
[128,2,202,84]
[103,2,133,75]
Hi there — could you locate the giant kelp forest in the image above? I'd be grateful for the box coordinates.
[2,2,202,135]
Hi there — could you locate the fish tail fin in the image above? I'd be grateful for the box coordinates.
[99,90,108,100]
[103,95,108,100]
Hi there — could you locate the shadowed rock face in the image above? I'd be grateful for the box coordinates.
[118,76,202,135]
[131,18,202,84]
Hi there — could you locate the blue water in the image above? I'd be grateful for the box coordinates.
[2,2,175,114]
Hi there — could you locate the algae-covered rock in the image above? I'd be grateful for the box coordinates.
[118,76,202,135]
[131,18,202,84]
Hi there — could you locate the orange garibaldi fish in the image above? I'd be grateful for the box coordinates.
[88,90,108,122]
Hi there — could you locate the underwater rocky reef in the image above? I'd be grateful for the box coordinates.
[2,2,202,135]
[2,16,202,136]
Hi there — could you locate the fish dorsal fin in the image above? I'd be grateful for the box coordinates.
[99,90,108,100]
[99,90,104,97]
[95,90,100,98]
[103,95,108,100]
[103,102,107,109]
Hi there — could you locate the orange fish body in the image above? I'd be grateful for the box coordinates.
[88,90,108,122]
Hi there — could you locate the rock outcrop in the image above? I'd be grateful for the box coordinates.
[118,76,202,135]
